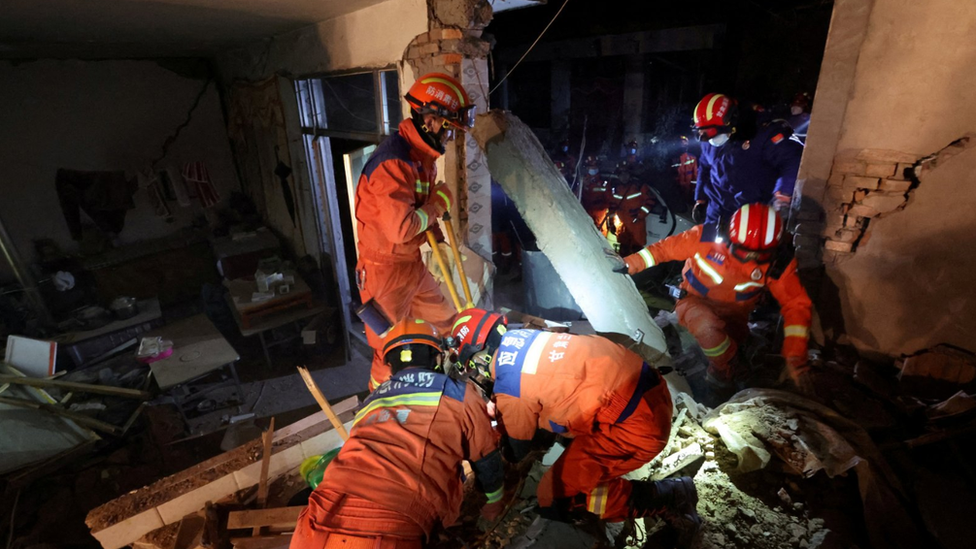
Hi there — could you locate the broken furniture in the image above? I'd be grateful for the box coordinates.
[210,228,282,281]
[84,396,359,549]
[144,314,243,428]
[57,296,163,368]
[224,271,322,368]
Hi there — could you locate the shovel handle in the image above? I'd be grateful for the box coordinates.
[442,217,474,308]
[426,230,464,313]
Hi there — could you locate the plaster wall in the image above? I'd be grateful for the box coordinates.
[216,0,428,81]
[0,59,238,282]
[808,0,976,356]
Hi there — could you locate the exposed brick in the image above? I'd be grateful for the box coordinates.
[852,189,868,202]
[436,53,464,65]
[419,43,439,56]
[856,149,918,164]
[824,240,854,253]
[864,163,896,178]
[832,160,867,174]
[415,32,430,45]
[827,172,846,188]
[825,185,852,204]
[832,229,861,243]
[848,203,880,218]
[439,39,462,52]
[860,192,907,213]
[843,215,864,229]
[892,162,915,180]
[405,45,420,59]
[441,28,464,40]
[879,179,912,192]
[843,174,881,190]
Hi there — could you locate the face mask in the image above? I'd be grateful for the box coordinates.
[790,106,804,116]
[562,146,569,153]
[588,168,599,176]
[629,148,637,155]
[708,134,730,147]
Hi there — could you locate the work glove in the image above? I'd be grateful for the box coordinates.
[772,192,792,217]
[429,182,454,217]
[480,499,506,523]
[691,200,707,224]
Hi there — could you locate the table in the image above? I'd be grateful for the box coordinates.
[58,297,164,368]
[228,297,329,369]
[144,314,242,425]
[223,270,314,330]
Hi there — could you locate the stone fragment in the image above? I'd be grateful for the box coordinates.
[843,174,881,190]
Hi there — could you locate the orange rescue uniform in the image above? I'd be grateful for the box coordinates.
[580,175,611,236]
[675,152,699,201]
[489,330,672,521]
[355,119,457,390]
[609,181,656,256]
[291,369,503,549]
[624,224,812,381]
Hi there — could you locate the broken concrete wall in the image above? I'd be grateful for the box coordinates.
[0,59,239,283]
[472,111,668,364]
[795,0,976,358]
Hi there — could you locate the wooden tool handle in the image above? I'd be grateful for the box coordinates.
[441,218,474,308]
[297,366,349,441]
[426,230,464,313]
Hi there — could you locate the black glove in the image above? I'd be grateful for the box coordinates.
[692,201,707,224]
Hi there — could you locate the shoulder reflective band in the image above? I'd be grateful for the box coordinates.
[415,209,429,234]
[353,391,442,426]
[702,336,732,357]
[641,206,650,214]
[587,484,609,517]
[485,487,503,504]
[627,193,642,199]
[733,281,764,291]
[613,194,623,200]
[638,248,656,269]
[437,189,451,211]
[415,180,429,194]
[784,325,809,338]
[694,253,724,285]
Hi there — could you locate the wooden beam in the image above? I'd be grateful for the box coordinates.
[253,417,276,536]
[227,507,304,530]
[297,367,349,441]
[0,395,121,434]
[231,535,292,549]
[0,373,152,399]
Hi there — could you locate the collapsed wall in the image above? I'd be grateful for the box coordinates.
[471,110,668,365]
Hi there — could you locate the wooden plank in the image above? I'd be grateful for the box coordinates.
[272,395,357,440]
[253,417,276,536]
[226,507,304,530]
[297,367,349,441]
[0,372,152,399]
[0,395,121,434]
[231,535,292,549]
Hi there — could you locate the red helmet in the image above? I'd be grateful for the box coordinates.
[450,308,507,367]
[693,93,737,141]
[728,203,783,262]
[791,92,812,113]
[382,318,444,373]
[626,140,639,154]
[584,155,599,166]
[405,73,476,130]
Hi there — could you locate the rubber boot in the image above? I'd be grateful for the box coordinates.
[702,365,735,408]
[629,477,702,549]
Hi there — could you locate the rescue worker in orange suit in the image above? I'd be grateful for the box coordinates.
[553,139,577,171]
[355,72,476,390]
[450,309,701,545]
[692,93,803,225]
[622,139,646,175]
[580,155,611,236]
[608,161,656,256]
[673,135,699,205]
[291,319,504,549]
[620,203,813,404]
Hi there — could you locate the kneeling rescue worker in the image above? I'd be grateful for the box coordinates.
[291,319,504,549]
[450,309,701,545]
[354,72,476,391]
[620,203,813,402]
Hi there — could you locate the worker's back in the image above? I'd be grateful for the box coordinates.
[490,331,648,438]
[313,369,496,534]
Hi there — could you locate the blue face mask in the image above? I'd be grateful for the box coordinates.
[588,168,599,175]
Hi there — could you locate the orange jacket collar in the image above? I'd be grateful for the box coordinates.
[398,119,442,161]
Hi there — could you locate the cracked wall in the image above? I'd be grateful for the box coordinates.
[796,0,976,358]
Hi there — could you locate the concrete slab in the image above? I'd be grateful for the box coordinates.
[471,111,668,365]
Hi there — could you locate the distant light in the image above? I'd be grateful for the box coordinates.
[716,236,724,243]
